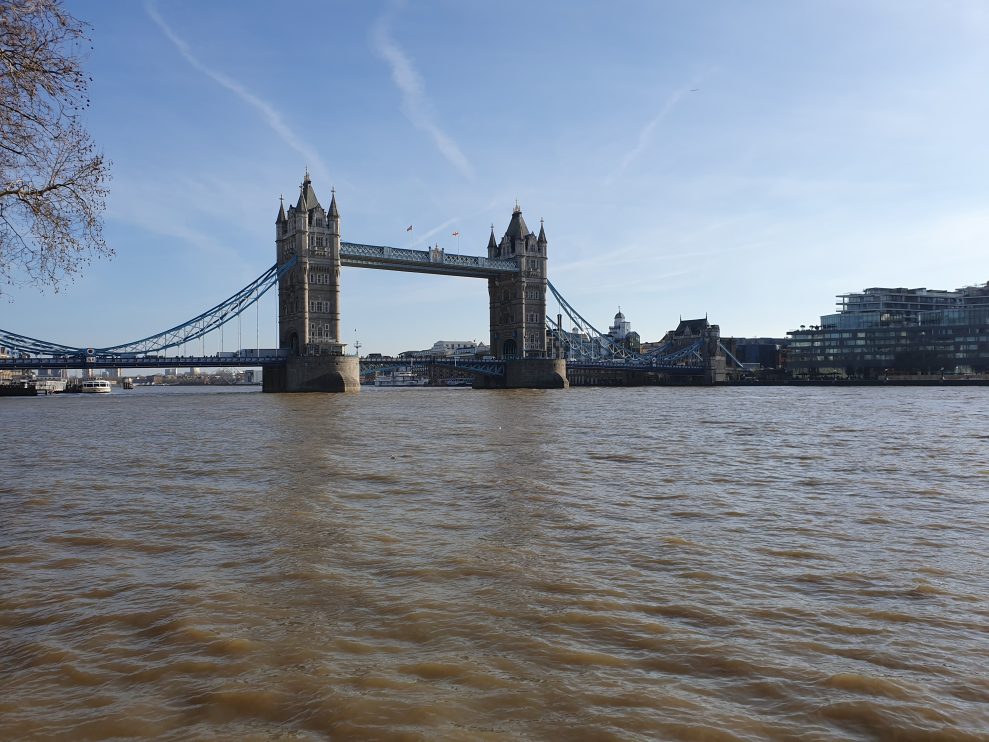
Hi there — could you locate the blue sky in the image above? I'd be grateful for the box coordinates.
[5,0,989,355]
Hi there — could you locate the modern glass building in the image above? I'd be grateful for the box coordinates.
[786,282,989,377]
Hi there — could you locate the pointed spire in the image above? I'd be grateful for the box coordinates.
[487,224,497,251]
[505,202,529,240]
[328,187,339,218]
[276,194,286,223]
[537,217,546,243]
[296,170,321,212]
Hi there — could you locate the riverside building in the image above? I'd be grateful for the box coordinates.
[786,282,989,377]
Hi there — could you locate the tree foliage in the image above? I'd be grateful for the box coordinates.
[0,0,111,292]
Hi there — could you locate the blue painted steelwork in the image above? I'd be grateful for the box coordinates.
[566,340,704,370]
[0,353,289,371]
[545,280,711,369]
[0,258,294,358]
[546,280,638,361]
[341,242,518,278]
[427,359,504,377]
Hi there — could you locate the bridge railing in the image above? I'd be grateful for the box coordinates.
[340,242,518,274]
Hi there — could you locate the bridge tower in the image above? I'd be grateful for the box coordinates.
[477,204,567,389]
[275,172,342,354]
[264,173,359,393]
[488,205,548,358]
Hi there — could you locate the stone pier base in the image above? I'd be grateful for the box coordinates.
[474,358,569,389]
[263,355,361,393]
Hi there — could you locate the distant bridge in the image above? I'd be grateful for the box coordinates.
[0,258,715,380]
[2,180,725,386]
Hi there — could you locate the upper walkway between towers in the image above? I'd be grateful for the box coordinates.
[339,242,519,278]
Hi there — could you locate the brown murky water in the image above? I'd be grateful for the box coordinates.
[2,385,988,740]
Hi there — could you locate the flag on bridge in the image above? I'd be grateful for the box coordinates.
[406,225,413,232]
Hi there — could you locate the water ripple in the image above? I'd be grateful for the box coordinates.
[2,386,988,739]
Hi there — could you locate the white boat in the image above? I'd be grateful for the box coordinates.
[374,369,428,387]
[81,379,112,394]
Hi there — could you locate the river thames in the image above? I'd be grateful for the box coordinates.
[1,385,987,740]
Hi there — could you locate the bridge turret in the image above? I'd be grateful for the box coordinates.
[487,225,497,258]
[328,189,339,222]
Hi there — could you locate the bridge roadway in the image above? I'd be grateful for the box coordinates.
[0,354,511,377]
[1,354,704,376]
[0,354,291,371]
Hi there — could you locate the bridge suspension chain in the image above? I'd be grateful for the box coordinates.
[545,281,709,367]
[0,258,295,358]
[546,280,637,361]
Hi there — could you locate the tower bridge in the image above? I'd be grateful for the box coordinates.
[1,173,727,391]
[266,173,565,391]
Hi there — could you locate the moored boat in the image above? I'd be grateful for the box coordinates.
[374,369,428,387]
[80,379,112,394]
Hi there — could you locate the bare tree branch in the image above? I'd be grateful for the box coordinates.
[0,0,112,292]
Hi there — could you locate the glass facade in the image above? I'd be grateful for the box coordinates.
[787,283,989,376]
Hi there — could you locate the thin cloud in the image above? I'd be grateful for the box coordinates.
[606,89,686,185]
[145,1,330,184]
[371,14,473,179]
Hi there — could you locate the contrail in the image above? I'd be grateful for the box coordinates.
[371,13,473,180]
[607,88,688,185]
[145,1,330,184]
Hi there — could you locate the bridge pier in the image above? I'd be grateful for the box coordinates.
[473,358,568,389]
[263,355,360,393]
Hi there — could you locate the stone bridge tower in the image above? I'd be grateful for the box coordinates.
[275,172,342,355]
[488,205,548,358]
[266,173,358,393]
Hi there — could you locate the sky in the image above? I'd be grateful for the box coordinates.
[4,0,989,356]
